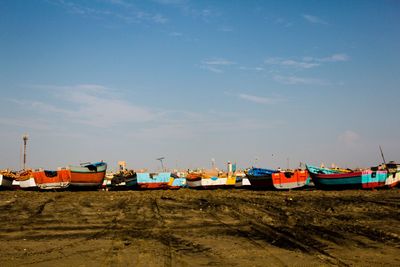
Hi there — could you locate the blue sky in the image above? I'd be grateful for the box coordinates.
[1,0,399,171]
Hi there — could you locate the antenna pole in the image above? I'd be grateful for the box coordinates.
[157,157,165,172]
[22,134,29,170]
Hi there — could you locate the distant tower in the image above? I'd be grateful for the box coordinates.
[211,158,216,169]
[22,134,28,170]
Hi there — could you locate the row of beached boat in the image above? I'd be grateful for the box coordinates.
[0,161,399,191]
[0,162,107,190]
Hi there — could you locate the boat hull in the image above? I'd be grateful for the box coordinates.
[33,169,71,190]
[361,170,387,189]
[186,178,202,189]
[246,175,273,188]
[272,170,310,190]
[0,174,13,189]
[136,172,171,189]
[18,177,37,189]
[200,176,236,189]
[186,173,202,189]
[69,162,107,187]
[235,176,251,188]
[186,173,235,189]
[168,177,186,189]
[246,168,278,189]
[385,171,400,188]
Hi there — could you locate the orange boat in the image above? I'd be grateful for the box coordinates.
[32,169,71,190]
[69,162,107,188]
[272,169,310,190]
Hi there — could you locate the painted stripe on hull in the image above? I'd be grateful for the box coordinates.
[272,171,310,190]
[273,180,309,190]
[361,170,387,189]
[69,163,107,173]
[37,182,69,190]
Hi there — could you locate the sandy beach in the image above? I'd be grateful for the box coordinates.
[0,189,399,266]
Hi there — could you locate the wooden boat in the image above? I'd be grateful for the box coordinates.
[11,170,37,190]
[69,162,107,188]
[383,161,400,188]
[136,172,171,189]
[32,169,71,190]
[235,172,251,188]
[111,170,137,190]
[271,169,310,190]
[245,167,279,188]
[307,165,386,189]
[185,171,236,189]
[185,172,202,189]
[201,174,236,189]
[0,173,13,189]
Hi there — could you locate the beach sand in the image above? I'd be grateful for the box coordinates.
[0,189,399,266]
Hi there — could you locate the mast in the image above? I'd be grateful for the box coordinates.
[379,145,387,166]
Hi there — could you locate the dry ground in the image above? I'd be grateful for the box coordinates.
[0,189,399,266]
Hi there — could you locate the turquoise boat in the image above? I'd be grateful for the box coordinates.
[136,172,171,189]
[307,165,386,189]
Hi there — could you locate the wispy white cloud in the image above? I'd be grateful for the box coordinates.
[200,58,236,73]
[49,0,169,24]
[266,53,349,70]
[238,66,265,72]
[302,14,328,25]
[238,94,280,105]
[202,58,235,65]
[273,75,328,86]
[14,84,158,128]
[303,54,349,63]
[266,58,320,69]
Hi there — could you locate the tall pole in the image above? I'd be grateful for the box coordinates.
[22,134,28,170]
[157,157,165,172]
